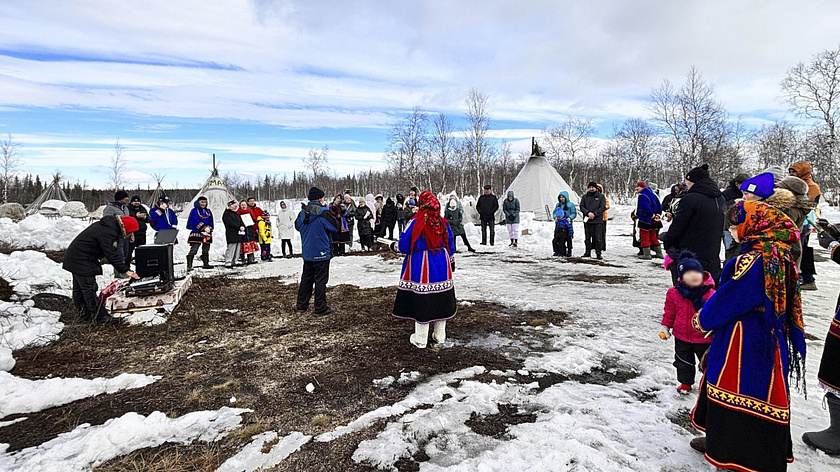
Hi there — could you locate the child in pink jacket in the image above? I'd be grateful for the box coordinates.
[659,251,716,395]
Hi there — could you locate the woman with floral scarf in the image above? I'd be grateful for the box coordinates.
[391,191,457,348]
[690,200,805,472]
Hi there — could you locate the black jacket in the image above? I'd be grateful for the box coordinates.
[128,204,150,232]
[579,191,607,224]
[381,201,399,226]
[476,194,499,221]
[63,216,130,276]
[660,177,725,266]
[223,208,244,242]
[721,181,742,206]
[355,205,374,236]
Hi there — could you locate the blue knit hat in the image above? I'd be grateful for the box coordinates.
[739,173,775,199]
[678,251,704,278]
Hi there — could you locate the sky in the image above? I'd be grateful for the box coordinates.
[1,0,839,189]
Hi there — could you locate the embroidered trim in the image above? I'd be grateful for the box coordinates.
[733,250,760,280]
[398,279,454,294]
[692,311,707,335]
[828,315,840,340]
[706,382,790,424]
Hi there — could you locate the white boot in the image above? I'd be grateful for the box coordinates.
[432,321,447,346]
[410,322,429,348]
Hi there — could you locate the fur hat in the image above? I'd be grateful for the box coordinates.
[740,173,775,199]
[776,176,809,196]
[308,187,325,201]
[685,164,710,183]
[677,251,704,279]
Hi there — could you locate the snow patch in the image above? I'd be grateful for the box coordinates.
[216,431,311,472]
[0,302,63,351]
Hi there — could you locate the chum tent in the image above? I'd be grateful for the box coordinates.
[147,174,167,208]
[499,138,580,221]
[25,174,69,216]
[189,155,235,221]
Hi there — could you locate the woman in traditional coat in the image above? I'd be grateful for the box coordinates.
[391,191,457,349]
[237,200,258,264]
[690,200,805,472]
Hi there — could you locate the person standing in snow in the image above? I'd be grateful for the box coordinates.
[244,197,263,243]
[373,194,384,237]
[553,191,576,257]
[597,184,610,252]
[658,251,715,395]
[185,196,214,271]
[689,200,804,471]
[396,193,407,233]
[257,211,273,261]
[63,215,140,324]
[343,194,357,248]
[276,201,296,258]
[634,182,664,260]
[659,164,725,286]
[329,195,351,256]
[476,184,499,246]
[502,190,520,247]
[789,161,821,291]
[382,197,399,240]
[222,200,245,269]
[769,177,816,266]
[445,195,475,253]
[237,200,258,264]
[355,198,375,250]
[802,231,840,455]
[391,191,457,348]
[579,182,606,259]
[126,196,149,269]
[296,187,339,316]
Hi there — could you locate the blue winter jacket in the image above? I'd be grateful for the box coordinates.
[149,206,178,231]
[554,192,576,234]
[187,201,214,232]
[295,201,338,262]
[636,187,662,224]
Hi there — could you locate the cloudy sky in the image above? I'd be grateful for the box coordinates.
[1,0,838,189]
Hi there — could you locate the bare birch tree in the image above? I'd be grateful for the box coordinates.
[1,134,21,203]
[464,89,490,193]
[109,138,126,191]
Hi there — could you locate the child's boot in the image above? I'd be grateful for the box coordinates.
[677,384,692,395]
[638,247,652,260]
[651,245,664,259]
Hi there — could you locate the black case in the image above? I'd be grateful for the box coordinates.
[135,244,175,281]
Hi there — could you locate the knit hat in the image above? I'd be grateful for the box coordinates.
[158,195,171,204]
[775,176,809,196]
[677,251,704,279]
[130,195,142,203]
[761,165,786,182]
[587,181,598,189]
[308,187,325,201]
[685,164,710,183]
[121,216,139,234]
[635,181,647,188]
[740,173,775,199]
[114,190,129,201]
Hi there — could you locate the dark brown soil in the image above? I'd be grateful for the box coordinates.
[561,257,622,268]
[42,250,65,264]
[0,277,12,302]
[566,273,631,285]
[3,276,567,471]
[465,403,538,439]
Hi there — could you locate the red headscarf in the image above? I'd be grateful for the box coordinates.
[410,191,449,250]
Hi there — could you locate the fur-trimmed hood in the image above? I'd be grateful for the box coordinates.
[765,188,796,211]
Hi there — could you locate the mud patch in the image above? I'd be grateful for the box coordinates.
[566,273,630,285]
[500,259,537,264]
[0,277,12,302]
[666,407,696,433]
[5,278,564,471]
[465,404,538,439]
[561,257,622,268]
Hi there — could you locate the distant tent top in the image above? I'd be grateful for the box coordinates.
[499,138,580,221]
[25,174,68,216]
[147,174,167,208]
[189,155,235,221]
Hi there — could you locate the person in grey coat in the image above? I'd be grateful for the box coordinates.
[103,190,131,277]
[445,196,475,253]
[502,190,521,247]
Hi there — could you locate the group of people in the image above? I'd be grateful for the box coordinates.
[629,161,839,471]
[220,198,297,268]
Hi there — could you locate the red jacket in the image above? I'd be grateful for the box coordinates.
[661,272,716,344]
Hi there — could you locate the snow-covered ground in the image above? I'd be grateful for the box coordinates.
[1,204,840,470]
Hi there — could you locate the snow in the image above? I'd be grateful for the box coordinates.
[0,215,90,251]
[0,301,64,350]
[0,372,160,419]
[216,431,311,472]
[0,251,71,298]
[0,407,250,472]
[114,308,168,326]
